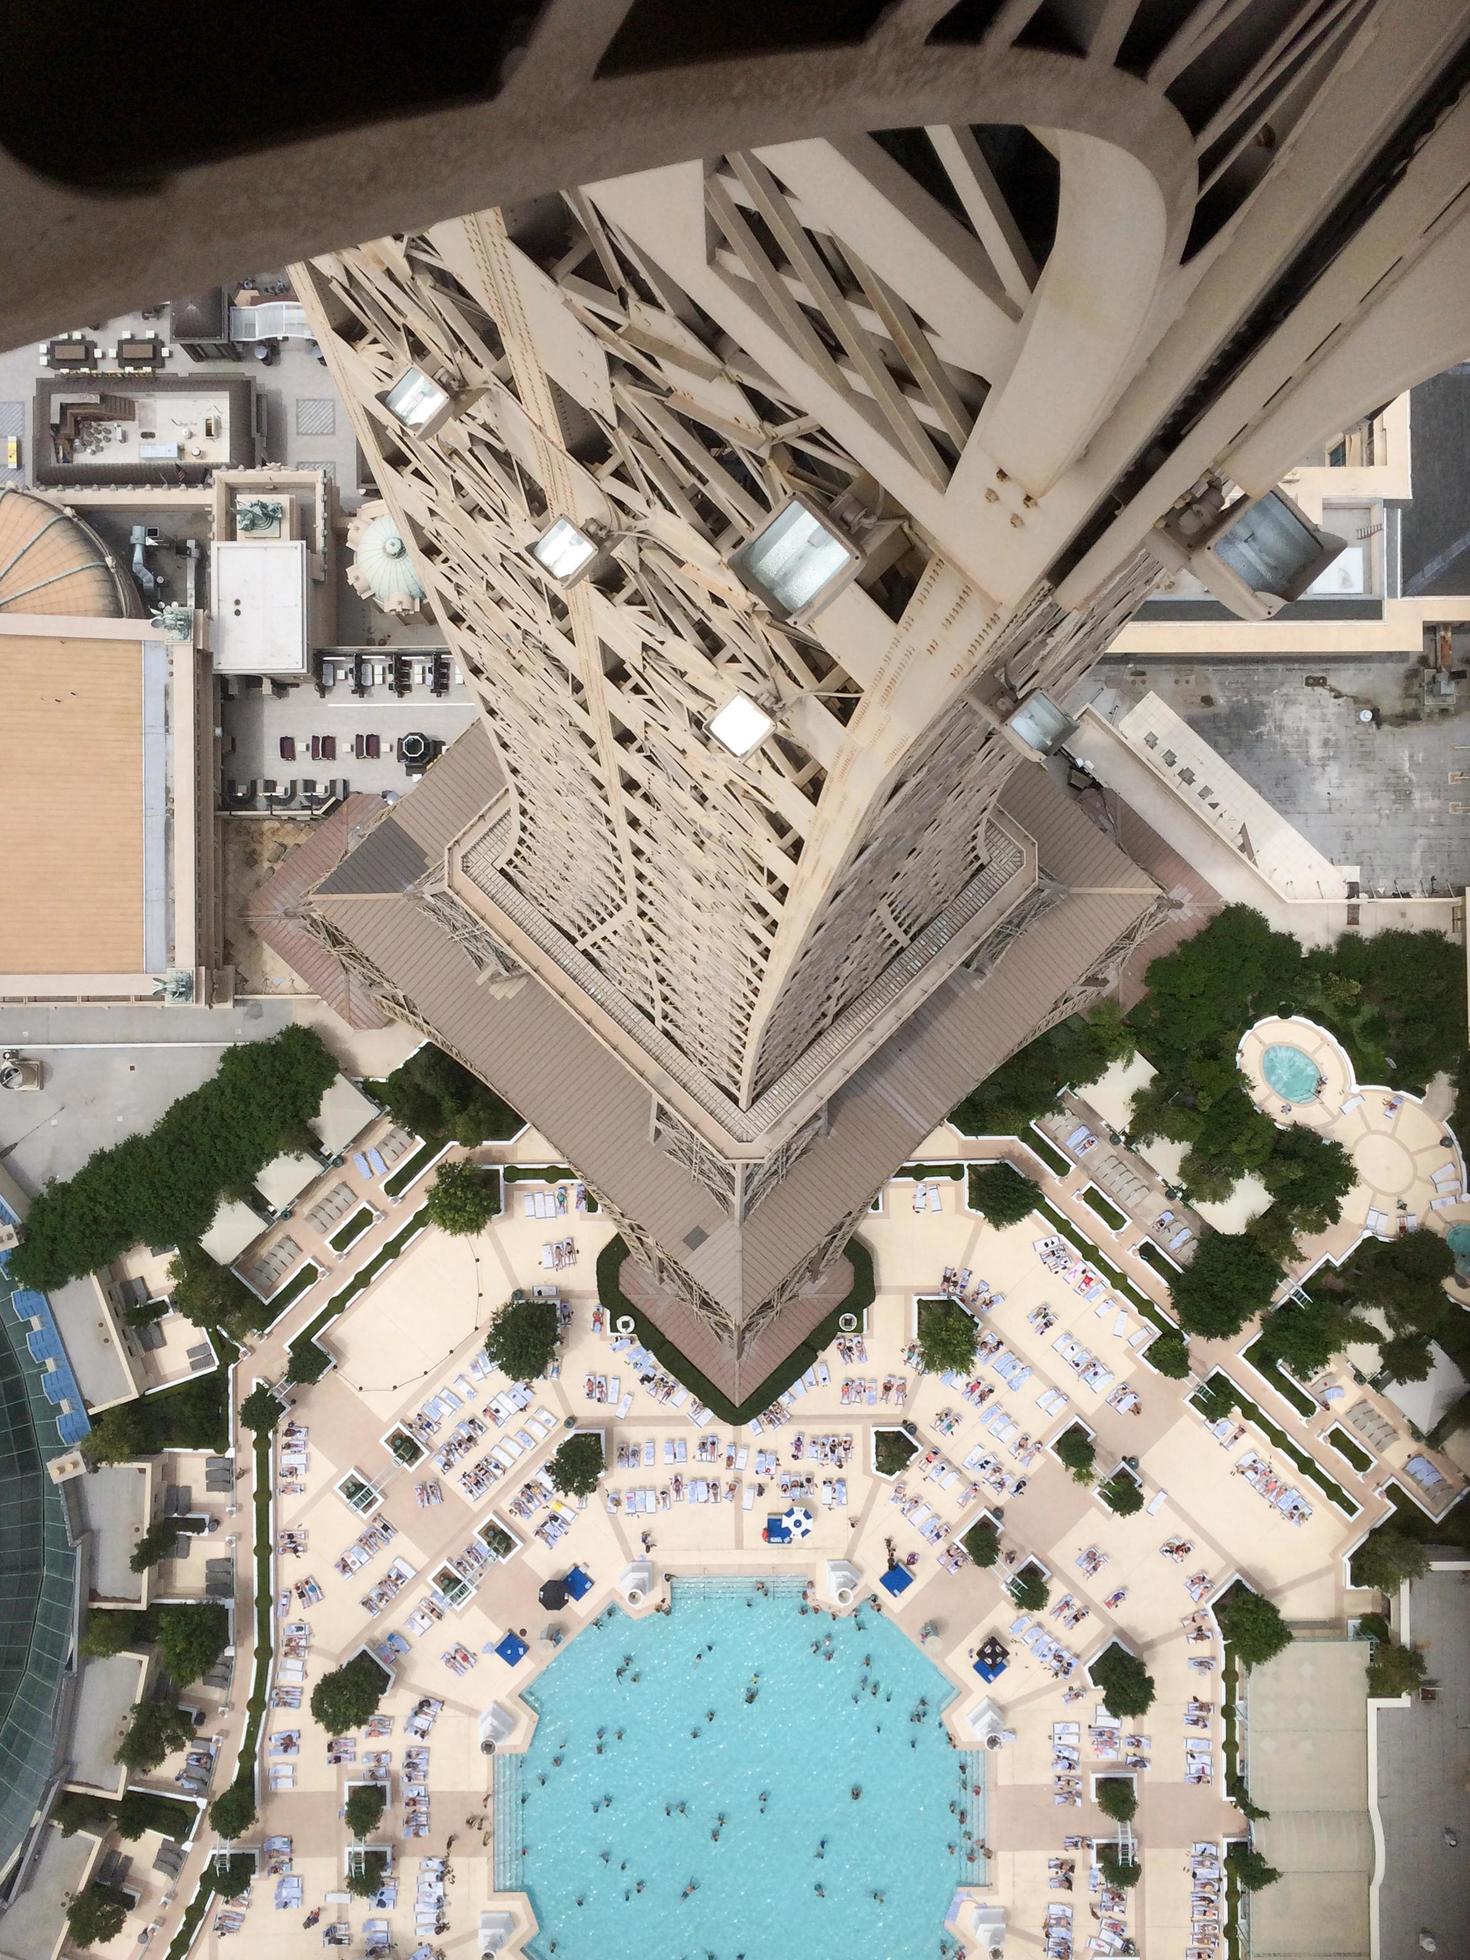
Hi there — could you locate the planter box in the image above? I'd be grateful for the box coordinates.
[381,1426,423,1468]
[871,1427,918,1480]
[335,1469,382,1517]
[329,1205,379,1255]
[476,1518,523,1564]
[1079,1185,1128,1234]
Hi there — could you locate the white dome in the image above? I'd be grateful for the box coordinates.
[347,502,425,617]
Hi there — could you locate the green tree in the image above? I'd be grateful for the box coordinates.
[154,1604,229,1686]
[1354,1529,1431,1593]
[963,1520,1000,1567]
[1091,1645,1155,1718]
[116,1792,196,1841]
[10,1026,337,1290]
[83,1400,155,1467]
[549,1432,604,1499]
[130,1519,181,1575]
[1095,1778,1137,1824]
[372,1044,522,1145]
[1367,1639,1426,1697]
[1171,1231,1283,1339]
[915,1299,978,1376]
[1054,1428,1096,1485]
[1259,1130,1355,1233]
[167,1243,272,1344]
[1378,1333,1436,1383]
[1340,1229,1454,1332]
[424,1160,500,1237]
[968,1162,1039,1227]
[346,1852,389,1900]
[1101,1472,1144,1517]
[115,1702,195,1774]
[65,1884,131,1949]
[210,1855,255,1901]
[310,1654,390,1735]
[209,1783,258,1841]
[1353,1611,1392,1644]
[951,1007,1133,1136]
[1216,1585,1293,1668]
[81,1611,147,1660]
[344,1784,387,1840]
[53,1794,116,1838]
[484,1295,560,1383]
[1228,1844,1281,1892]
[1258,1296,1375,1381]
[1011,1567,1050,1613]
[1098,1845,1141,1889]
[1146,1330,1191,1379]
[239,1384,282,1434]
[286,1341,332,1387]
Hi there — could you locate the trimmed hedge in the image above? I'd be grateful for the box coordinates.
[595,1233,876,1425]
[1080,1187,1128,1231]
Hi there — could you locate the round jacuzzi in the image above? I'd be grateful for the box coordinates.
[1262,1043,1321,1104]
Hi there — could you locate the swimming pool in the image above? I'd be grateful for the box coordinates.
[1262,1043,1322,1104]
[496,1578,984,1959]
[1446,1223,1470,1277]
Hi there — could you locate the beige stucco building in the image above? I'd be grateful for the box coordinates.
[253,0,1470,1395]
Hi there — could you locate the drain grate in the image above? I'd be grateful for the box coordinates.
[294,397,336,436]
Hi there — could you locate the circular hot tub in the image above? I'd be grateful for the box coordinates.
[1262,1043,1321,1104]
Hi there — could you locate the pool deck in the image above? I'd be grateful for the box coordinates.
[128,1122,1466,1960]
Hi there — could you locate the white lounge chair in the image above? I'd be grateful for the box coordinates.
[1145,1488,1168,1516]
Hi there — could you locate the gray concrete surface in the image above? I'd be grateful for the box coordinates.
[78,1465,148,1605]
[0,1000,293,1198]
[1373,1562,1470,1960]
[1095,657,1470,893]
[66,1653,144,1796]
[1401,367,1470,598]
[46,1278,133,1411]
[220,667,477,801]
[0,302,362,510]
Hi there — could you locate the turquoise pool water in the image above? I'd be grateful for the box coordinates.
[496,1578,983,1959]
[1447,1223,1470,1277]
[1262,1042,1322,1104]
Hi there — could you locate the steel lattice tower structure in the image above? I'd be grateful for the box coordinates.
[181,0,1470,1397]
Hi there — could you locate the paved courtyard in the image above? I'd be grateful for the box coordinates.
[1096,656,1470,893]
[129,1120,1463,1960]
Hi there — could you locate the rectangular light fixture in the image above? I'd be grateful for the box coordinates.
[708,691,775,758]
[381,365,456,438]
[730,497,859,620]
[530,517,599,585]
[1004,690,1076,757]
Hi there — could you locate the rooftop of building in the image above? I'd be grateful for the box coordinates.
[0,623,167,979]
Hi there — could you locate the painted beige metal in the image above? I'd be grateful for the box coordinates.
[245,0,1470,1374]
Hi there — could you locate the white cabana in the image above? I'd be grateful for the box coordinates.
[199,1197,265,1266]
[254,1150,322,1214]
[823,1559,862,1607]
[615,1559,654,1605]
[310,1074,379,1157]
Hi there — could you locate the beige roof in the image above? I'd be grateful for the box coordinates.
[200,1197,266,1266]
[1246,1638,1372,1960]
[0,486,131,617]
[307,729,1161,1397]
[309,1074,379,1157]
[254,1151,323,1213]
[0,633,148,973]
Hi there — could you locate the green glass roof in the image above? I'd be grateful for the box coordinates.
[0,1259,80,1875]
